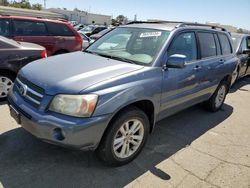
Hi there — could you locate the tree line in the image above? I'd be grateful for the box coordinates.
[0,0,43,10]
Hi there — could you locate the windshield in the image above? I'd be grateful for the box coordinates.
[86,27,170,65]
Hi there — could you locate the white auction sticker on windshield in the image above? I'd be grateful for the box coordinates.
[140,32,162,38]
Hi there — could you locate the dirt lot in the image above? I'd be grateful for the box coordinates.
[0,77,250,188]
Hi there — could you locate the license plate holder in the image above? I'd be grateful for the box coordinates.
[9,105,21,124]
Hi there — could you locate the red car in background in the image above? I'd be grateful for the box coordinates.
[0,16,82,56]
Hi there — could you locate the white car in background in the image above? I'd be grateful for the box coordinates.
[78,31,94,49]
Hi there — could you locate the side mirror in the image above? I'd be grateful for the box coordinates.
[243,49,250,55]
[166,54,186,69]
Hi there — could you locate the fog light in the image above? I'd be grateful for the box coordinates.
[53,128,65,141]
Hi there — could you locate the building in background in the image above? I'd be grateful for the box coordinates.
[0,5,66,20]
[47,8,112,25]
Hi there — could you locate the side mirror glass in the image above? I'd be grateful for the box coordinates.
[166,54,186,69]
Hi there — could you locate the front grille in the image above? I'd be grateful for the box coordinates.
[14,75,44,108]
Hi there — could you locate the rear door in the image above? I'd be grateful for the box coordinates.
[46,22,77,54]
[12,19,53,55]
[196,32,223,91]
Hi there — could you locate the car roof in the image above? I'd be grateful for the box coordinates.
[0,15,68,24]
[120,21,228,33]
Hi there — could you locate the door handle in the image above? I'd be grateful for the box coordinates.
[193,65,202,71]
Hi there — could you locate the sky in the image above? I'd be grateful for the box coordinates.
[28,0,250,30]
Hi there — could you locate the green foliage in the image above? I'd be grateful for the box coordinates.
[0,0,9,6]
[0,0,43,10]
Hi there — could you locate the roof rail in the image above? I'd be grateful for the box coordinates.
[176,22,227,31]
[127,21,227,31]
[127,21,183,25]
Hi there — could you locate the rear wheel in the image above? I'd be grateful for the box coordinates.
[97,106,150,166]
[0,72,15,102]
[204,81,229,112]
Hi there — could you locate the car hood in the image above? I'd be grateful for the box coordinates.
[19,52,144,95]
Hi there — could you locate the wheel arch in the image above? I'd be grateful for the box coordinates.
[101,99,156,144]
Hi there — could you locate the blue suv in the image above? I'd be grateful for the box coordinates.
[8,21,237,166]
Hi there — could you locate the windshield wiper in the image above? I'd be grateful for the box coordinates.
[85,50,138,65]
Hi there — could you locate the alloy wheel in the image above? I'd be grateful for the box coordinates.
[215,85,226,108]
[0,76,13,98]
[113,119,144,159]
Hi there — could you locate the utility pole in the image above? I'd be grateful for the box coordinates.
[44,0,46,9]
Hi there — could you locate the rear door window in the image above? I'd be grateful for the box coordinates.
[0,19,10,36]
[218,34,232,55]
[168,32,197,62]
[13,20,48,36]
[46,22,74,36]
[197,32,217,58]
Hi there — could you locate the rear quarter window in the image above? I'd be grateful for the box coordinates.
[46,22,74,36]
[197,32,217,58]
[218,34,232,55]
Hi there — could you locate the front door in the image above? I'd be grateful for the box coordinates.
[159,32,204,120]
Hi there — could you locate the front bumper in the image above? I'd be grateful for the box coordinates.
[8,91,111,151]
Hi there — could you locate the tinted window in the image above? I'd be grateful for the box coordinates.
[0,19,10,36]
[168,32,197,62]
[214,34,222,55]
[247,37,250,49]
[47,22,74,36]
[218,34,232,55]
[13,20,48,36]
[198,32,217,58]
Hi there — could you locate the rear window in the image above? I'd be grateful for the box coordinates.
[13,20,48,36]
[218,34,232,55]
[198,32,217,58]
[46,22,74,36]
[0,19,10,36]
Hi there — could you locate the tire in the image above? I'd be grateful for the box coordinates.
[231,66,240,86]
[0,72,16,102]
[97,106,150,166]
[204,80,229,112]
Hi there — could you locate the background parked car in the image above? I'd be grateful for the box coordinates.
[0,36,46,101]
[0,16,83,56]
[78,31,93,49]
[90,28,112,41]
[79,25,107,37]
[231,33,250,84]
[74,24,85,31]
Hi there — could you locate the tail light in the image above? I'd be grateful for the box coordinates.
[40,50,47,58]
[76,34,83,49]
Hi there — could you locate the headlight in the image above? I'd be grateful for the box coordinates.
[49,94,98,117]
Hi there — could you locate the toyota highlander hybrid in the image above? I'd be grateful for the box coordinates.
[8,21,237,166]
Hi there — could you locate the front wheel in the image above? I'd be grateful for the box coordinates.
[97,106,150,166]
[204,81,229,112]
